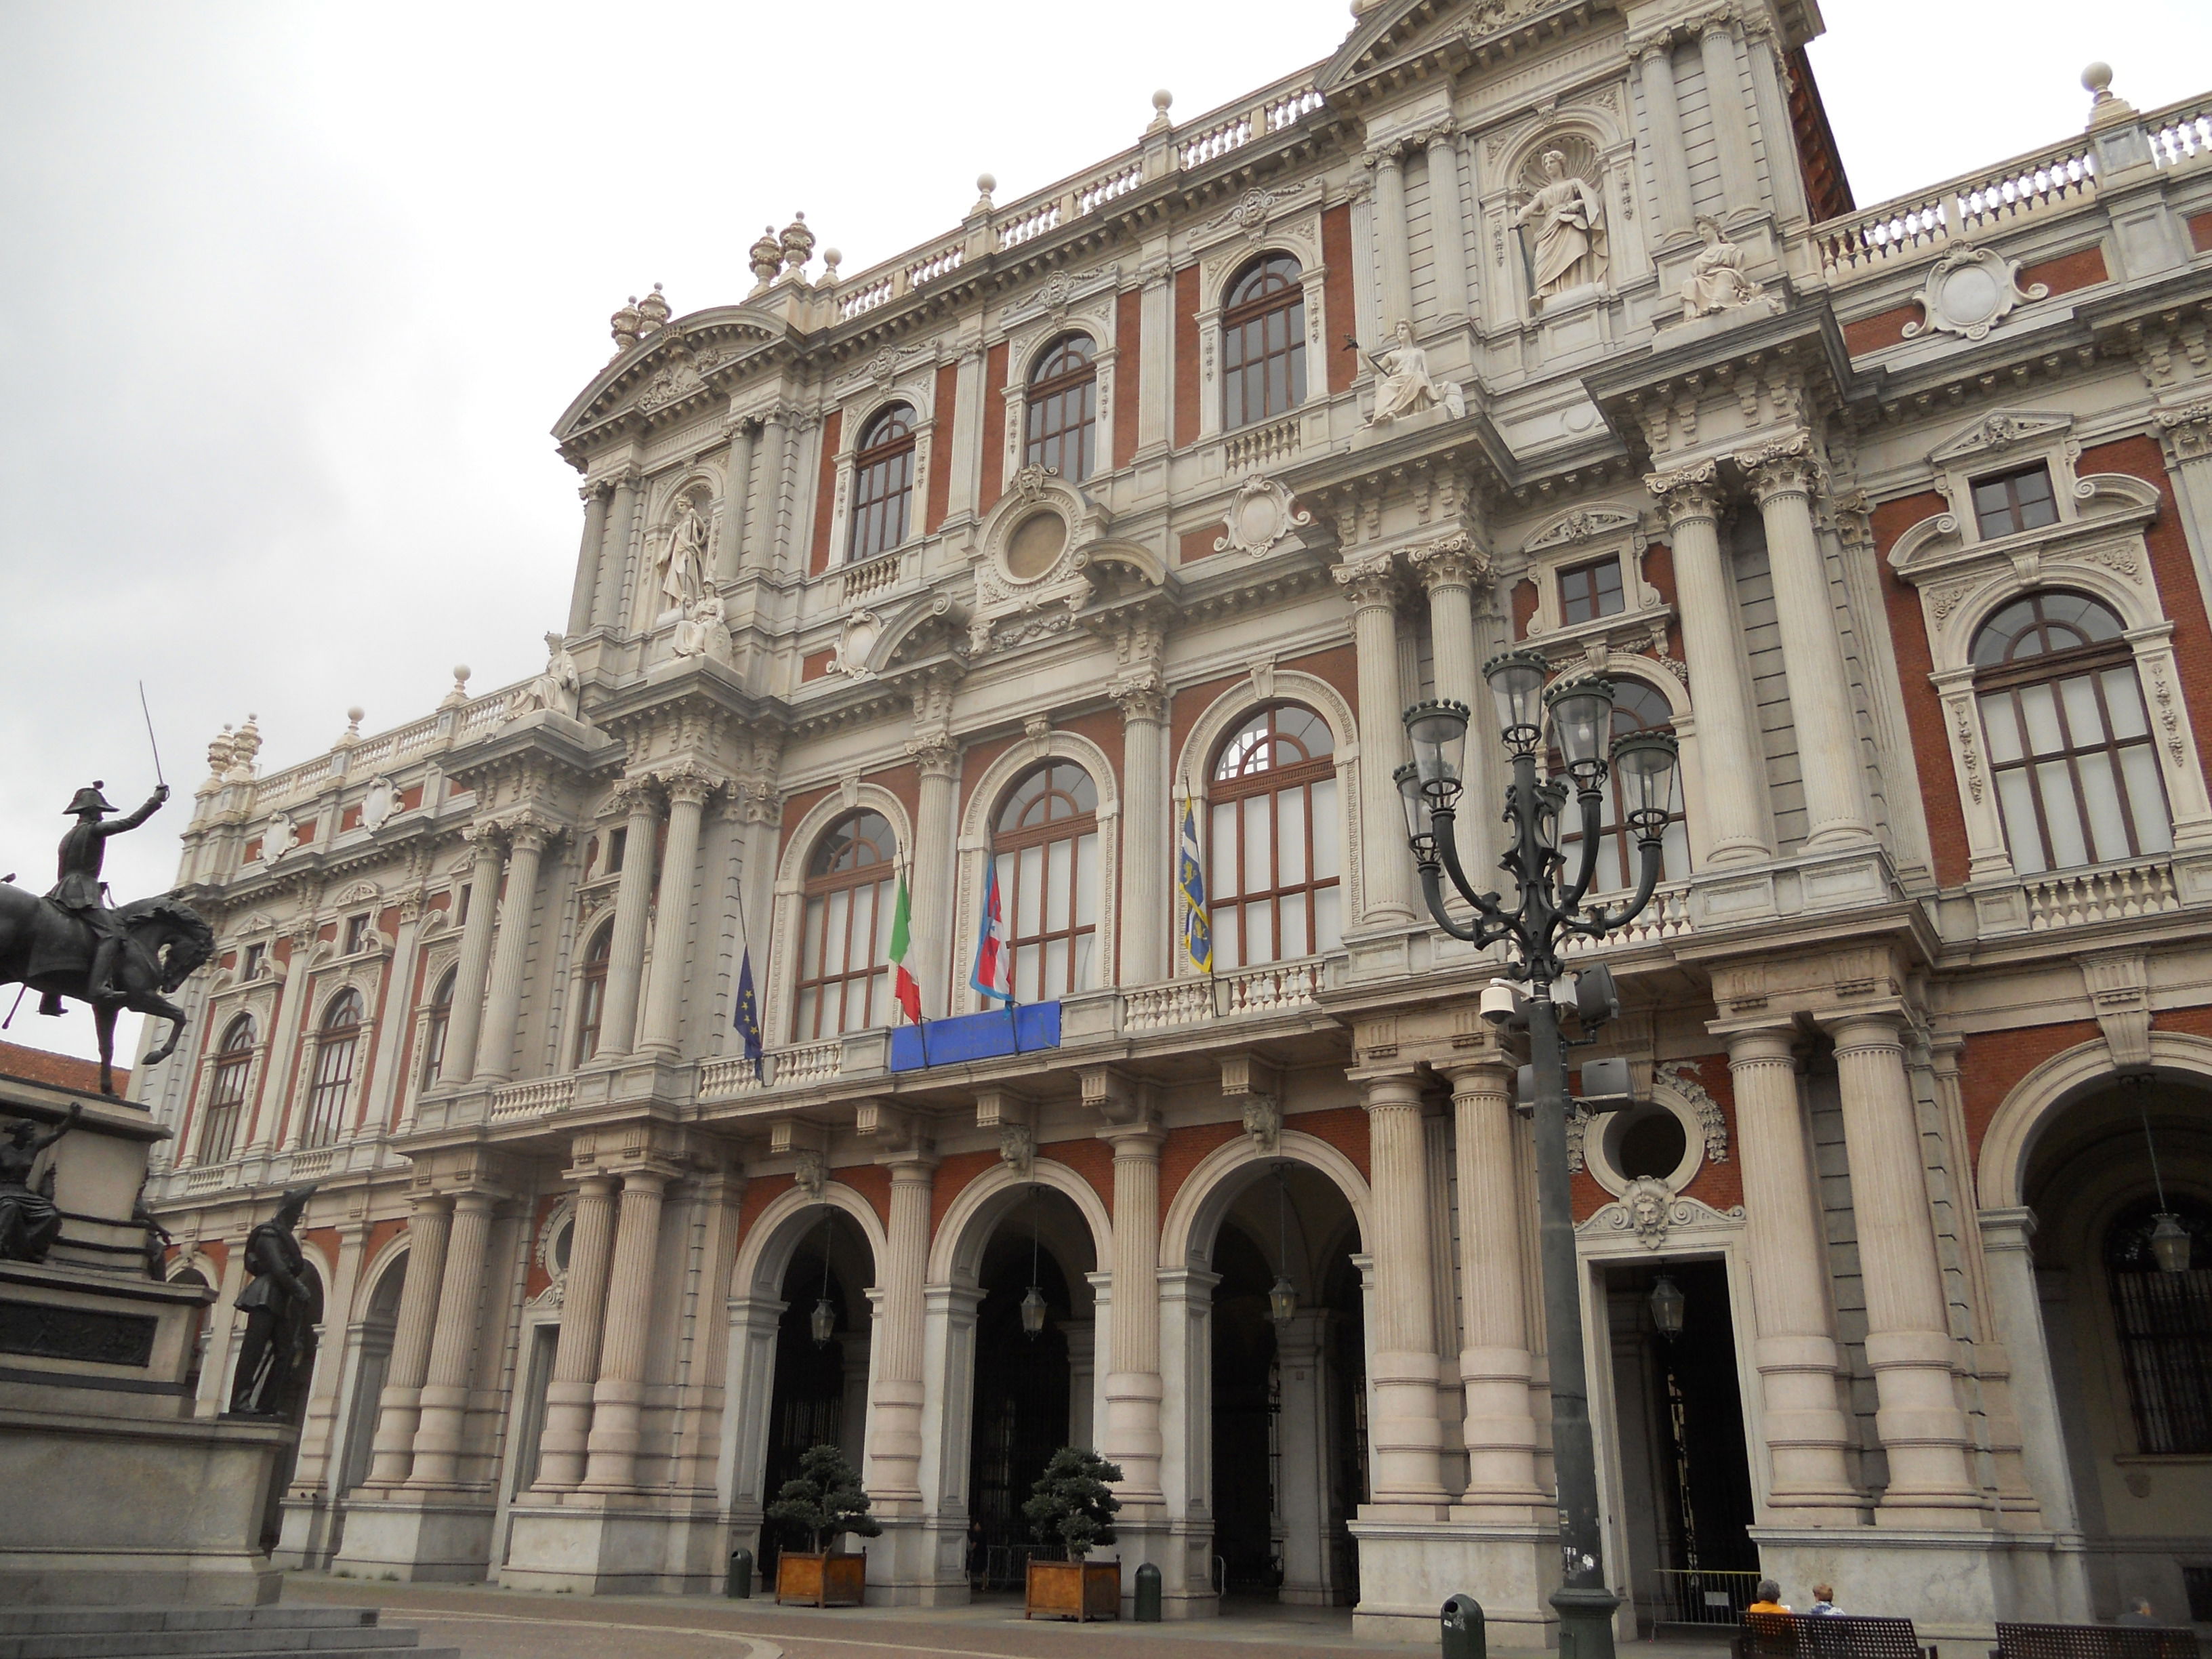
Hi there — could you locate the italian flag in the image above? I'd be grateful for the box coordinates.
[888,874,922,1024]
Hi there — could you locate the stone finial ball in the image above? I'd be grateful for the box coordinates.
[977,172,996,194]
[453,665,471,684]
[1152,89,1173,112]
[823,248,842,266]
[347,705,365,724]
[2083,62,2112,94]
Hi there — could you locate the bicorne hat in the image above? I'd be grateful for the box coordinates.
[64,782,115,815]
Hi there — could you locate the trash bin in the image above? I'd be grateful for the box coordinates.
[1441,1593,1485,1659]
[726,1548,754,1599]
[1134,1562,1162,1622]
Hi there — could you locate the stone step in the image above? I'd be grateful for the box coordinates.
[3,1629,424,1659]
[0,1613,375,1639]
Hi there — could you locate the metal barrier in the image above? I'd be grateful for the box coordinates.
[1647,1568,1765,1627]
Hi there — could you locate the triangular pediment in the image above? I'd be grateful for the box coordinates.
[554,310,784,443]
[1927,409,2074,468]
[1319,0,1614,94]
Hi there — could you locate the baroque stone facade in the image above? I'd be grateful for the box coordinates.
[136,5,2212,1643]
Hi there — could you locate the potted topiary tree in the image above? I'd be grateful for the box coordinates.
[1021,1446,1124,1621]
[766,1442,881,1607]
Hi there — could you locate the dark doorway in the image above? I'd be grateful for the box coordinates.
[1606,1257,1759,1633]
[1211,1223,1281,1593]
[968,1239,1072,1590]
[758,1229,861,1584]
[1323,1249,1367,1607]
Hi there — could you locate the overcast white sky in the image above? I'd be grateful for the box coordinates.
[3,1,2207,1067]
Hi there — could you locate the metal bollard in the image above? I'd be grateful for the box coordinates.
[1134,1562,1162,1622]
[726,1548,754,1599]
[1441,1593,1485,1659]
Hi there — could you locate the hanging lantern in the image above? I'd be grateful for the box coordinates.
[1019,1282,1049,1338]
[1269,1162,1298,1324]
[2150,1212,2192,1275]
[1648,1273,1686,1338]
[1269,1274,1298,1325]
[810,1295,837,1347]
[1021,1182,1049,1337]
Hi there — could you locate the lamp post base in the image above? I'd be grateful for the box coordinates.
[1552,1582,1622,1659]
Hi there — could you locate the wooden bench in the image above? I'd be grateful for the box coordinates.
[1736,1613,1937,1659]
[1993,1624,2201,1659]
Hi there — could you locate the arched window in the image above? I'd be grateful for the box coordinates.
[1555,678,1690,892]
[422,967,456,1086]
[795,811,898,1040]
[200,1015,255,1164]
[1025,334,1097,483]
[848,404,916,562]
[993,762,1102,1000]
[1209,705,1342,968]
[302,989,363,1149]
[2106,1196,2212,1454]
[1972,592,2170,875]
[1221,254,1307,430]
[573,926,613,1065]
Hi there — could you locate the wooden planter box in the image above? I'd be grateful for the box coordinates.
[1025,1557,1120,1622]
[776,1549,865,1607]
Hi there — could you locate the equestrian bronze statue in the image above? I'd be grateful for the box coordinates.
[0,779,214,1096]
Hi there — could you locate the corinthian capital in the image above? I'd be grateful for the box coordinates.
[1643,459,1721,527]
[1735,431,1822,504]
[1110,670,1168,724]
[1332,550,1403,609]
[653,762,721,809]
[1409,532,1492,592]
[497,808,563,852]
[905,731,960,779]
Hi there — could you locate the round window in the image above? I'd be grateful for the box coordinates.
[1006,509,1068,580]
[1602,1103,1688,1185]
[551,1218,573,1276]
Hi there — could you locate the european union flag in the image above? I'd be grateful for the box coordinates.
[733,947,764,1080]
[1179,801,1212,974]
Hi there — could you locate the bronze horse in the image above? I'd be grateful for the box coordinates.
[0,886,214,1095]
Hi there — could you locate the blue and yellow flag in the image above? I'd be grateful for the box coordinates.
[733,948,764,1080]
[1178,801,1212,974]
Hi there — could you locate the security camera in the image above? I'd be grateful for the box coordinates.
[1479,979,1525,1024]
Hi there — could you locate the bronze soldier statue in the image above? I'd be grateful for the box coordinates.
[49,780,169,1007]
[0,1105,80,1263]
[228,1184,318,1417]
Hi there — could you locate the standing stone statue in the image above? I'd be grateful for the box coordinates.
[659,500,711,613]
[228,1185,318,1418]
[1515,149,1607,302]
[0,1105,79,1263]
[49,782,169,1005]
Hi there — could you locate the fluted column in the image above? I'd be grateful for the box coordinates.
[1647,464,1771,863]
[1370,146,1414,331]
[1725,1026,1860,1517]
[1745,440,1873,848]
[907,729,960,1018]
[579,1167,670,1492]
[1638,37,1696,234]
[567,482,612,638]
[590,472,640,632]
[1446,1061,1546,1517]
[1115,670,1170,985]
[1412,538,1495,886]
[1361,1073,1448,1510]
[472,820,550,1082]
[747,412,791,576]
[363,1193,450,1486]
[403,1189,495,1488]
[596,785,659,1060]
[1336,554,1415,921]
[529,1172,619,1492]
[438,828,504,1090]
[1424,125,1471,325]
[1699,18,1761,210]
[637,773,714,1056]
[865,1151,936,1504]
[717,420,757,586]
[1828,1013,1982,1525]
[1099,1122,1166,1502]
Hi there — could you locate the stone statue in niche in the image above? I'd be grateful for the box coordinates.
[228,1184,318,1418]
[0,1105,78,1263]
[658,499,711,613]
[1354,321,1444,426]
[1679,216,1778,321]
[508,632,579,721]
[671,596,729,663]
[1515,148,1607,303]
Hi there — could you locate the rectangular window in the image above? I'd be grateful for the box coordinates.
[1559,556,1625,625]
[201,1054,251,1164]
[455,884,471,926]
[344,913,371,955]
[605,826,626,874]
[1970,464,2060,539]
[241,943,266,981]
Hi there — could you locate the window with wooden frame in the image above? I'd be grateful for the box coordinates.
[1209,705,1342,968]
[1558,554,1626,625]
[302,988,363,1149]
[1972,591,2170,876]
[573,926,613,1064]
[344,912,372,955]
[241,942,266,981]
[422,967,456,1086]
[1221,254,1307,431]
[1553,677,1690,893]
[794,810,898,1040]
[991,762,1101,1001]
[200,1015,255,1164]
[848,403,917,562]
[1025,334,1097,483]
[2106,1196,2212,1455]
[1970,463,2060,539]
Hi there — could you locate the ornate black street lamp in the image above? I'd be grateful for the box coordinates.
[1399,648,1679,1659]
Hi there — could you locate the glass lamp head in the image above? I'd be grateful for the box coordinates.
[1545,677,1616,778]
[1019,1282,1049,1337]
[2150,1211,2192,1274]
[1483,651,1551,749]
[1268,1275,1298,1325]
[810,1296,836,1347]
[1648,1273,1686,1337]
[1393,762,1431,847]
[1402,699,1470,799]
[1612,731,1681,831]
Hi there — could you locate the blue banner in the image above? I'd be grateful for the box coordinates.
[888,1002,1062,1071]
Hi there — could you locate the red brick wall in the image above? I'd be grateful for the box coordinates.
[1113,288,1142,470]
[1179,526,1218,565]
[932,1150,998,1235]
[2191,211,2212,254]
[1872,489,1969,885]
[1323,205,1357,394]
[979,342,1010,514]
[800,648,834,682]
[523,1192,564,1300]
[1042,1136,1113,1212]
[1511,577,1540,640]
[734,1171,797,1259]
[925,363,958,533]
[1641,541,1677,609]
[836,1163,892,1229]
[1842,304,1919,357]
[2023,244,2108,298]
[1960,1021,2102,1168]
[808,409,842,576]
[1172,266,1201,451]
